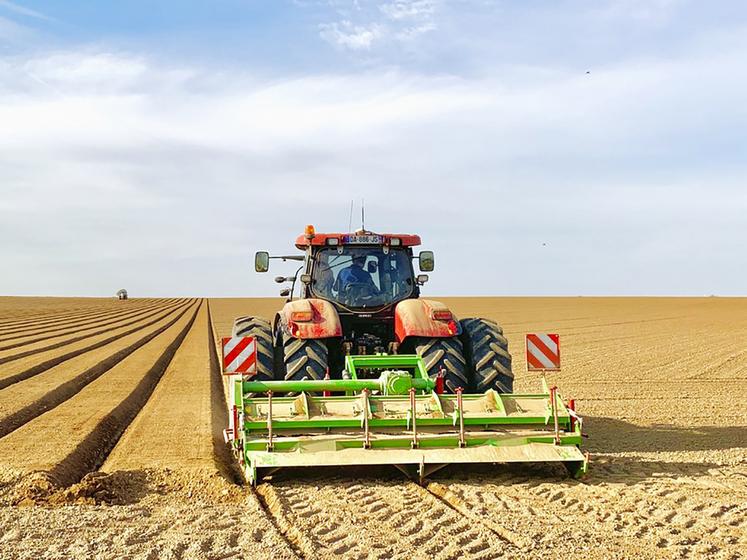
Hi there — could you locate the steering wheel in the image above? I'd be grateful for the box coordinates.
[342,282,377,305]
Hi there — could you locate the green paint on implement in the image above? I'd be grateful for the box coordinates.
[226,354,588,484]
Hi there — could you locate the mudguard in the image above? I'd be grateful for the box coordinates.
[394,299,460,342]
[280,298,343,339]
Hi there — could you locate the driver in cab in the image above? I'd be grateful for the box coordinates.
[336,255,378,298]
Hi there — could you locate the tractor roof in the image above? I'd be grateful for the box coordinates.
[295,228,421,250]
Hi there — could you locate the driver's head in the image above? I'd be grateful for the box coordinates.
[352,255,366,267]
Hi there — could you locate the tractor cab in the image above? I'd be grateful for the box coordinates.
[310,245,414,308]
[255,226,434,312]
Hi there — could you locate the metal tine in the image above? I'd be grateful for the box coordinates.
[362,388,371,449]
[550,386,560,445]
[266,390,274,451]
[456,388,466,448]
[409,388,418,448]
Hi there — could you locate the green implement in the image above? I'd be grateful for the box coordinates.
[225,354,587,485]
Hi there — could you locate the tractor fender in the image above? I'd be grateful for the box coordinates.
[394,299,460,342]
[280,298,343,339]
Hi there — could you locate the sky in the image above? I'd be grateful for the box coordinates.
[0,0,745,297]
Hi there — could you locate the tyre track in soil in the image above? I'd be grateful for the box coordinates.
[421,474,656,559]
[254,476,513,560]
[434,464,747,560]
[0,299,194,390]
[0,298,170,333]
[0,300,200,439]
[0,298,176,346]
[0,300,201,497]
[0,299,183,361]
[517,461,747,559]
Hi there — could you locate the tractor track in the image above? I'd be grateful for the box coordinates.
[0,300,200,439]
[414,480,532,550]
[0,299,184,359]
[0,299,195,390]
[254,476,512,559]
[0,298,170,333]
[0,298,176,346]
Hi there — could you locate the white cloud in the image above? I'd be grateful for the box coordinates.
[319,20,383,50]
[1,28,747,295]
[317,0,437,51]
[380,0,435,20]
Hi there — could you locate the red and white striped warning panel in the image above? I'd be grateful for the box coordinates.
[526,333,561,371]
[222,336,257,374]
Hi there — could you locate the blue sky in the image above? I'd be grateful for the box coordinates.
[1,1,746,296]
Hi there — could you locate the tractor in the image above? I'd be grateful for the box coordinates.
[232,225,513,395]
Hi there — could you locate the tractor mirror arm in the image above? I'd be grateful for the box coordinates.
[270,255,305,262]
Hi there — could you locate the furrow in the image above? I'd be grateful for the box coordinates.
[101,302,226,473]
[0,300,199,439]
[0,302,127,329]
[0,298,183,357]
[207,300,243,482]
[0,299,195,390]
[0,298,170,333]
[0,298,175,346]
[0,300,201,496]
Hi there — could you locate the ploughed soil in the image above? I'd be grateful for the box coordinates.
[0,296,745,559]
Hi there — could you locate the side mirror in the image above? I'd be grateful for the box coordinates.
[274,276,286,284]
[367,261,378,273]
[417,274,429,285]
[279,288,290,297]
[255,251,270,273]
[418,251,434,272]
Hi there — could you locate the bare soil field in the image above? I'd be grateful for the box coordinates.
[0,296,745,560]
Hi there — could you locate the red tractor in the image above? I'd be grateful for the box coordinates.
[234,226,513,394]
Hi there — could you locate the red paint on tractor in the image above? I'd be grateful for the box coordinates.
[394,299,458,342]
[282,298,343,339]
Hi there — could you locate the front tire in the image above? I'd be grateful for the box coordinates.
[409,336,469,393]
[460,318,513,393]
[281,335,328,381]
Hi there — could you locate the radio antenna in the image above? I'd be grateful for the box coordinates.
[361,198,365,231]
[348,199,354,232]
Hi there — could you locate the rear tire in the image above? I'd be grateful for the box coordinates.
[231,316,275,381]
[460,318,513,393]
[409,336,468,393]
[281,335,328,381]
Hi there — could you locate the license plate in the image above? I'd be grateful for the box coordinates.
[342,234,383,244]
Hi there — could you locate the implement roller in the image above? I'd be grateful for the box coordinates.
[224,354,587,485]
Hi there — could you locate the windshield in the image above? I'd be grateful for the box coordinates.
[311,247,414,308]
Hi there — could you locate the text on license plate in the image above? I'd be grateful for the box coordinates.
[342,235,383,244]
